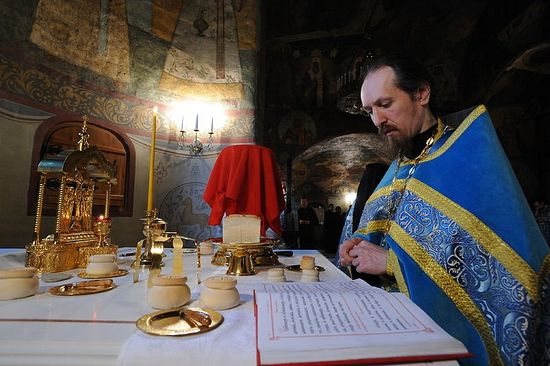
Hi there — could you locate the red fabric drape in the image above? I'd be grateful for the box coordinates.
[203,145,285,235]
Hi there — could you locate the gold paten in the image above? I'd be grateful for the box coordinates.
[285,264,325,272]
[136,307,223,336]
[49,279,116,296]
[26,116,118,273]
[77,269,129,279]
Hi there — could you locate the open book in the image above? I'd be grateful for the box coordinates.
[254,280,471,366]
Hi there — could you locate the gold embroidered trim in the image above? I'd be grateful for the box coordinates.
[355,220,388,235]
[386,249,395,276]
[397,105,486,167]
[367,184,392,204]
[541,254,550,282]
[391,224,504,366]
[422,105,486,164]
[408,178,539,302]
[387,248,410,297]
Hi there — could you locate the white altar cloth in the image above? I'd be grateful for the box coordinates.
[0,248,347,366]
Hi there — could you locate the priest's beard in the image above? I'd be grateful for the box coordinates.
[386,134,414,160]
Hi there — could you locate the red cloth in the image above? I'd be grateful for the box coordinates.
[203,145,285,235]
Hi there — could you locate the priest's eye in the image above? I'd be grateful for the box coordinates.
[362,108,372,116]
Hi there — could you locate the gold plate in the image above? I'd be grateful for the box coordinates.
[77,269,129,279]
[136,307,223,336]
[49,279,117,296]
[285,264,325,272]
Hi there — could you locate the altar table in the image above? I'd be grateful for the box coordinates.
[0,248,349,366]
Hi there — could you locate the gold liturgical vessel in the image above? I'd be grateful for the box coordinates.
[26,116,118,273]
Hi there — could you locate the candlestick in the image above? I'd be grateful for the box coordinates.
[195,114,199,131]
[147,107,158,212]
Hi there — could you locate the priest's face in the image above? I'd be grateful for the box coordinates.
[360,66,430,157]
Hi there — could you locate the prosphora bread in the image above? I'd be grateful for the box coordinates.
[147,274,191,309]
[152,274,188,286]
[0,267,39,300]
[222,214,261,243]
[300,255,315,270]
[266,268,286,283]
[200,276,240,310]
[301,268,319,282]
[0,267,37,279]
[86,254,118,275]
[88,254,117,263]
[204,275,237,290]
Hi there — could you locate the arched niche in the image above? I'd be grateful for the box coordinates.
[27,116,135,217]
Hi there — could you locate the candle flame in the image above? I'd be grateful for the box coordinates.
[153,106,158,114]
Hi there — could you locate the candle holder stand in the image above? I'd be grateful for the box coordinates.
[139,209,167,267]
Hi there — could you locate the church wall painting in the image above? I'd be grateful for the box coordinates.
[0,0,258,246]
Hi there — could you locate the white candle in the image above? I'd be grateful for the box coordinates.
[195,114,199,131]
[180,115,184,131]
[210,117,214,133]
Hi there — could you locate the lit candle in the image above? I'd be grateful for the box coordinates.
[195,114,199,131]
[210,116,214,133]
[146,107,158,213]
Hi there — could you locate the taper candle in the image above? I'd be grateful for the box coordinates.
[210,116,214,133]
[146,107,158,212]
[195,113,199,131]
[180,114,184,131]
[172,237,184,275]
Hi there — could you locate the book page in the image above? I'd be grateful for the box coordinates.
[255,280,468,364]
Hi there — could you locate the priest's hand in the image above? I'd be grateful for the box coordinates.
[338,237,363,266]
[348,241,388,275]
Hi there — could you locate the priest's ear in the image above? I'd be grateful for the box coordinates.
[414,83,431,106]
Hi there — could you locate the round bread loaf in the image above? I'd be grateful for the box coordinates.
[0,267,37,279]
[301,268,319,282]
[267,268,284,276]
[300,255,315,270]
[204,275,237,290]
[86,261,118,275]
[266,268,286,283]
[152,274,188,286]
[0,276,39,300]
[89,254,117,263]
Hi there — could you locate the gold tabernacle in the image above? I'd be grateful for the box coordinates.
[26,116,118,273]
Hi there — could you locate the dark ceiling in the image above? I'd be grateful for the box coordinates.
[259,0,550,207]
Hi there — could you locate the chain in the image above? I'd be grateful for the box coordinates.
[382,122,450,238]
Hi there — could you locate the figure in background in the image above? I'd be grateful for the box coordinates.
[322,204,344,254]
[297,196,319,248]
[339,55,549,365]
[341,162,388,285]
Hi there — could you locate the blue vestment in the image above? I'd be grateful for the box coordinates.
[341,105,550,366]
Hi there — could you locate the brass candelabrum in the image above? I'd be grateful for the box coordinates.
[139,209,167,267]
